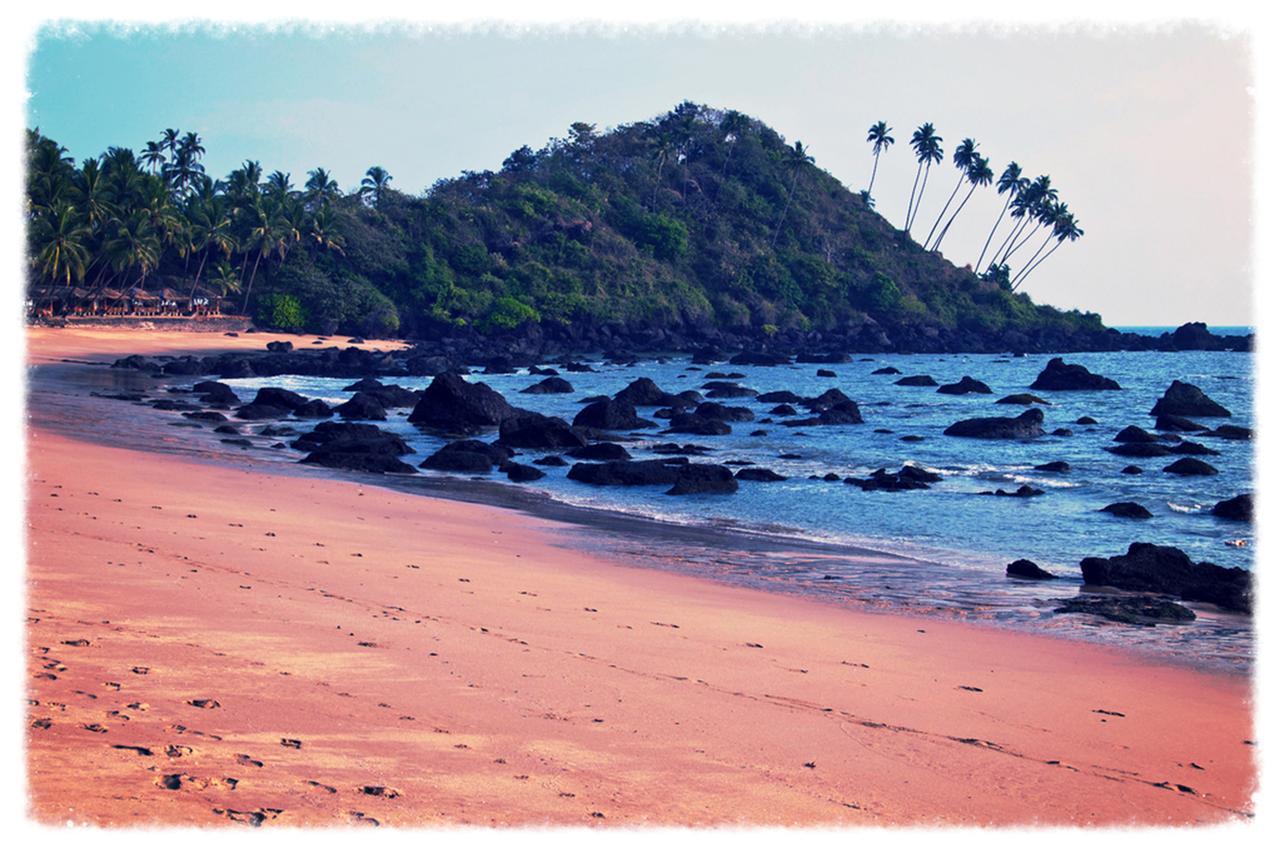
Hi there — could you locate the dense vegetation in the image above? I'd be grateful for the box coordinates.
[25,102,1103,346]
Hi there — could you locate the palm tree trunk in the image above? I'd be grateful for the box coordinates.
[188,248,209,302]
[1010,232,1056,289]
[976,196,1012,272]
[904,162,924,231]
[1011,239,1064,292]
[867,150,881,197]
[909,163,934,233]
[771,169,800,248]
[242,250,263,314]
[924,174,965,249]
[998,216,1035,266]
[1004,221,1043,265]
[933,183,979,252]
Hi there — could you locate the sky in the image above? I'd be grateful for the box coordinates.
[25,23,1254,326]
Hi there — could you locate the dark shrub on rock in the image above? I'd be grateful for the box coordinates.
[1150,380,1231,418]
[668,464,738,495]
[1211,494,1252,522]
[408,373,517,433]
[1100,502,1153,519]
[1029,358,1120,391]
[1053,595,1196,626]
[573,398,657,430]
[499,412,587,449]
[1163,457,1219,476]
[1007,559,1055,580]
[1079,542,1250,613]
[937,376,993,395]
[944,408,1044,439]
[895,375,937,387]
[520,377,574,395]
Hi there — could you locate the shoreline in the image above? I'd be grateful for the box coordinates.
[24,328,1257,825]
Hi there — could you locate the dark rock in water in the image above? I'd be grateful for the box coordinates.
[822,472,841,482]
[1034,461,1070,473]
[561,361,596,374]
[182,410,227,423]
[613,377,689,407]
[1204,424,1252,440]
[796,351,851,364]
[213,424,241,435]
[566,442,632,461]
[704,372,745,380]
[420,442,500,473]
[1162,457,1219,476]
[505,463,546,482]
[293,399,334,419]
[1150,380,1231,418]
[1121,465,1143,475]
[259,424,297,437]
[1211,494,1252,522]
[1114,425,1160,443]
[192,380,241,407]
[769,404,798,416]
[499,412,587,450]
[846,465,940,492]
[221,437,253,447]
[900,435,925,442]
[347,336,364,344]
[782,400,864,427]
[650,442,711,455]
[937,376,993,395]
[533,455,567,466]
[265,340,293,353]
[568,459,684,486]
[234,403,291,420]
[1154,413,1208,433]
[1051,428,1073,437]
[528,365,559,376]
[1076,416,1098,425]
[734,467,787,482]
[573,398,657,430]
[756,390,804,404]
[522,376,578,394]
[336,380,419,408]
[408,373,517,434]
[871,366,901,375]
[1100,501,1153,519]
[666,413,732,436]
[1105,443,1175,458]
[667,464,739,495]
[695,402,754,422]
[749,429,768,437]
[161,357,206,376]
[1169,321,1229,351]
[1079,542,1250,613]
[895,375,937,387]
[802,388,853,410]
[730,351,790,366]
[1168,441,1218,456]
[252,387,310,412]
[151,398,205,412]
[1053,595,1196,626]
[982,485,1045,498]
[1029,357,1121,391]
[293,422,414,473]
[1007,559,1055,580]
[335,392,387,421]
[483,356,516,375]
[816,369,837,378]
[997,393,1049,406]
[944,408,1044,439]
[702,381,758,399]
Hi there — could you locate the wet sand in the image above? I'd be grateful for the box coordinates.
[25,328,1255,826]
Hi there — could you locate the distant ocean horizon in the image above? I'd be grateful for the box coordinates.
[1114,325,1253,337]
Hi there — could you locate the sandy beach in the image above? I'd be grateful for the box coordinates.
[24,328,1255,826]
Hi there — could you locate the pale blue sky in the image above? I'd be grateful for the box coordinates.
[26,24,1253,324]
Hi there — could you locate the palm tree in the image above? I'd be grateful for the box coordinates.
[142,141,166,175]
[975,162,1025,272]
[864,121,894,199]
[308,205,345,254]
[904,123,943,234]
[207,260,242,309]
[650,131,678,206]
[923,138,979,248]
[304,167,339,208]
[998,175,1056,266]
[931,154,993,252]
[360,166,392,209]
[770,140,815,248]
[31,204,91,285]
[240,198,283,312]
[714,110,751,202]
[103,212,161,289]
[186,198,235,298]
[266,170,293,198]
[1011,203,1079,291]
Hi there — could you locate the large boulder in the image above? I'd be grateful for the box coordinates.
[734,467,787,482]
[665,413,732,435]
[1007,559,1055,580]
[997,393,1049,406]
[566,442,632,461]
[408,373,518,433]
[499,412,587,450]
[293,399,334,419]
[895,375,937,387]
[251,387,310,412]
[567,459,684,487]
[783,400,864,427]
[1211,494,1252,522]
[944,408,1045,439]
[667,464,738,495]
[937,376,993,395]
[1100,501,1153,519]
[693,402,754,422]
[845,465,940,491]
[1078,542,1250,613]
[340,378,420,408]
[614,378,688,407]
[1029,358,1121,391]
[292,422,415,474]
[520,377,575,395]
[1162,457,1219,476]
[420,439,510,473]
[572,399,658,430]
[335,392,388,421]
[1150,381,1231,418]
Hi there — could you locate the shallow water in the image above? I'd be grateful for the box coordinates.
[206,349,1257,671]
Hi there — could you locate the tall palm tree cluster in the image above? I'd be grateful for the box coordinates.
[25,127,393,314]
[863,120,1083,291]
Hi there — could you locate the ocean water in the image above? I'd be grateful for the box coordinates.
[215,349,1255,668]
